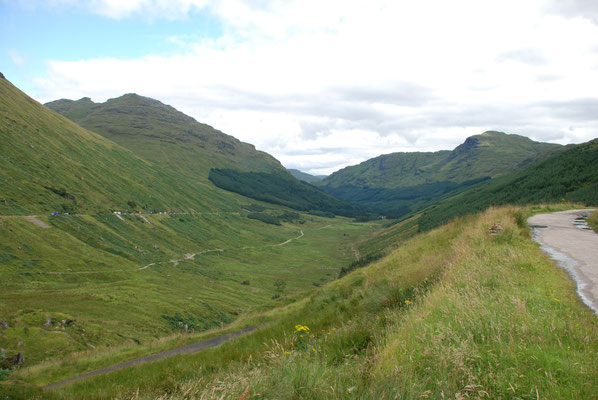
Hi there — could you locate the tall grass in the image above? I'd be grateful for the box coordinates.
[588,210,598,233]
[19,205,594,399]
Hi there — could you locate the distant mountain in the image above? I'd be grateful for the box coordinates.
[317,131,563,217]
[288,169,326,183]
[418,138,598,231]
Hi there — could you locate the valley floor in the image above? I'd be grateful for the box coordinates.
[0,211,381,385]
[3,205,596,399]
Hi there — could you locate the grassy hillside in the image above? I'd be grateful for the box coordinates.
[0,76,384,385]
[318,131,563,217]
[322,131,561,188]
[419,138,598,231]
[0,211,379,372]
[0,77,225,215]
[46,94,362,217]
[45,95,284,178]
[12,205,597,399]
[46,94,288,175]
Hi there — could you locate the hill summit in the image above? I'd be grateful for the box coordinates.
[317,131,563,217]
[45,94,285,178]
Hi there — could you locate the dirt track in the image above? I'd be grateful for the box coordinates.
[528,209,598,315]
[42,325,259,391]
[24,216,51,228]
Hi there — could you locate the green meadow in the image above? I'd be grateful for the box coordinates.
[3,205,596,399]
[0,209,381,377]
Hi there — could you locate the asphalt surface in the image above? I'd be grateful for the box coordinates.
[528,209,598,315]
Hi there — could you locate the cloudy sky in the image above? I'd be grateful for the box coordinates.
[2,0,598,175]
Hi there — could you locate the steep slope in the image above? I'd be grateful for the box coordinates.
[0,75,214,215]
[318,131,563,217]
[288,169,326,183]
[418,138,598,230]
[46,95,357,216]
[46,95,286,178]
[322,131,561,188]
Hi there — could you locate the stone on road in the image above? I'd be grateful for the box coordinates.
[528,209,598,315]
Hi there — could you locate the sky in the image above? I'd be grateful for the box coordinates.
[2,0,598,175]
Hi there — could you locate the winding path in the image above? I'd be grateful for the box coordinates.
[42,325,259,391]
[528,209,598,315]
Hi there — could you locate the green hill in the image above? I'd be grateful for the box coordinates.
[46,95,360,217]
[0,75,382,379]
[288,169,326,183]
[418,138,598,230]
[318,131,562,217]
[45,94,285,178]
[0,76,208,215]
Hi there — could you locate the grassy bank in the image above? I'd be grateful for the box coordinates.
[588,210,598,233]
[9,205,596,399]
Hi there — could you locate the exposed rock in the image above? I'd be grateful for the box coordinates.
[11,352,24,367]
[86,343,96,349]
[0,320,9,330]
[0,72,5,80]
[489,223,503,235]
[17,342,23,347]
[44,317,53,327]
[217,140,235,151]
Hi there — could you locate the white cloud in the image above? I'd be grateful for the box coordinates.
[7,49,26,67]
[28,0,598,174]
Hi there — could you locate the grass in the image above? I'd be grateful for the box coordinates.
[320,132,561,190]
[588,210,598,233]
[1,72,294,218]
[0,211,380,378]
[7,204,596,399]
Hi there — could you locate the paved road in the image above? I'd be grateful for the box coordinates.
[42,325,259,391]
[528,209,598,315]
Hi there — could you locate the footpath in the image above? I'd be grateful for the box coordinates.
[42,325,259,391]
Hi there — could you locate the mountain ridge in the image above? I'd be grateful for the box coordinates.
[320,131,562,189]
[45,94,287,179]
[317,131,564,217]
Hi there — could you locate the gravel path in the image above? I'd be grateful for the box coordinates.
[528,209,598,315]
[42,325,259,391]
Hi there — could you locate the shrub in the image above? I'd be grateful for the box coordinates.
[247,212,281,226]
